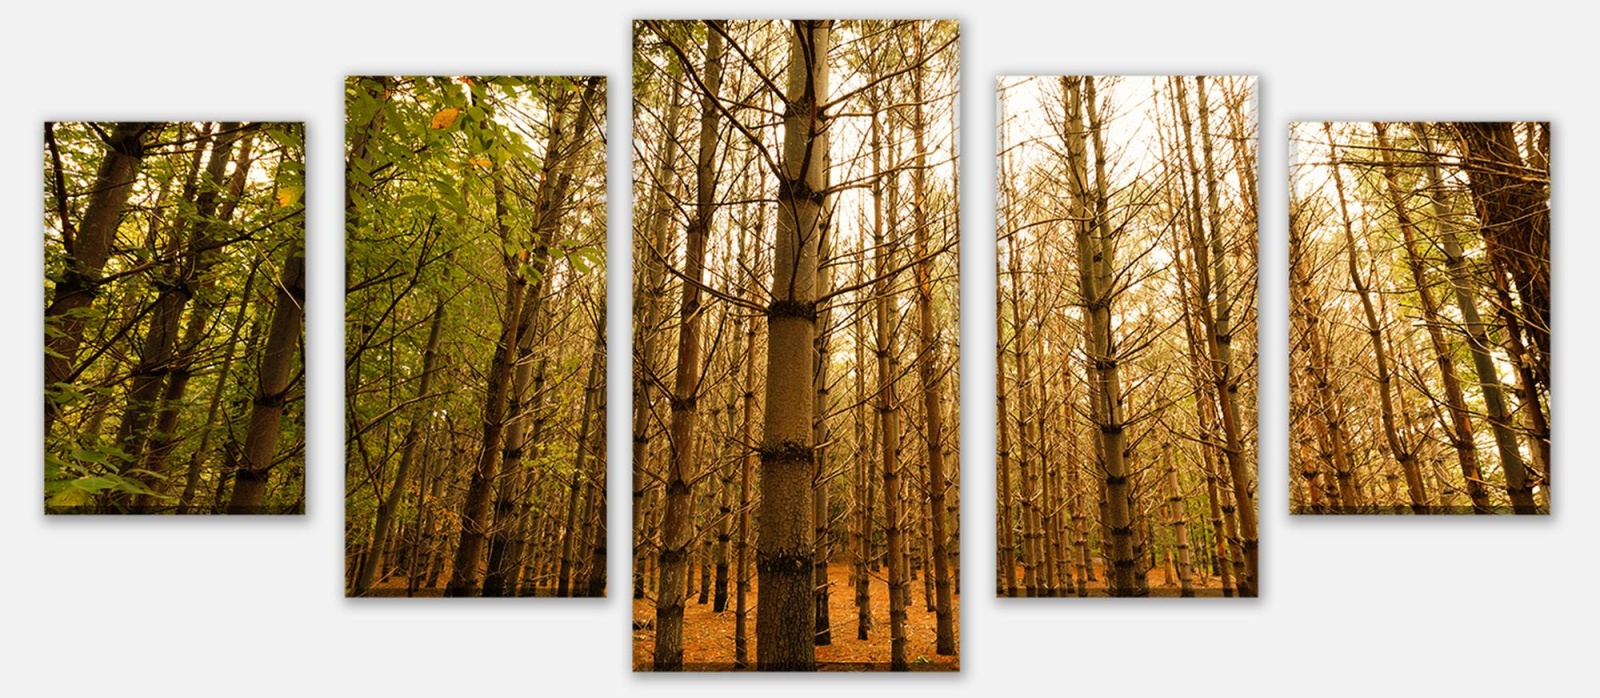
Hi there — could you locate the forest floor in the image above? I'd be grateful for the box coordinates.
[359,566,599,598]
[633,561,960,671]
[1004,561,1238,597]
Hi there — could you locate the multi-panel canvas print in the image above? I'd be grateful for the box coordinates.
[343,76,609,596]
[632,20,961,670]
[44,121,306,514]
[996,76,1260,597]
[1288,121,1550,515]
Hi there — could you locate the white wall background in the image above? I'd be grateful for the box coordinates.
[1,2,1589,695]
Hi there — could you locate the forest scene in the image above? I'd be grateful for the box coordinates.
[1289,122,1550,515]
[996,76,1260,597]
[44,121,306,515]
[344,76,607,597]
[631,20,960,670]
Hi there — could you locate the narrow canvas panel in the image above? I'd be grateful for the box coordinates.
[343,76,609,596]
[995,76,1261,597]
[632,20,961,671]
[44,121,307,515]
[1288,121,1550,515]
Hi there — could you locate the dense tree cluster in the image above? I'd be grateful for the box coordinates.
[45,121,306,514]
[343,76,608,596]
[1289,121,1550,515]
[633,20,960,670]
[997,76,1259,597]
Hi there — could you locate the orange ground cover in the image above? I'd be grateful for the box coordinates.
[633,561,960,671]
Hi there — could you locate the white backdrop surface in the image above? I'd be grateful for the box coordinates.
[1,2,1589,696]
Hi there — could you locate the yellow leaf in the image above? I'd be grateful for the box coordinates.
[430,107,461,130]
[470,157,492,169]
[277,187,302,207]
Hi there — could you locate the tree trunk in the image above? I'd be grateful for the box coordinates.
[756,19,828,672]
[117,124,241,499]
[559,319,605,597]
[1452,122,1549,394]
[45,122,158,433]
[909,32,954,651]
[224,232,304,513]
[1325,123,1427,517]
[1165,445,1195,597]
[654,24,722,669]
[445,173,527,596]
[1062,76,1138,596]
[1414,123,1541,513]
[355,297,445,594]
[138,133,259,507]
[1372,122,1483,514]
[812,220,834,645]
[634,71,682,601]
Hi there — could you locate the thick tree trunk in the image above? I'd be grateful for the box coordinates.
[45,122,157,433]
[1452,122,1549,393]
[756,19,827,672]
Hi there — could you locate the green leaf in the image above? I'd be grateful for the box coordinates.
[48,487,92,508]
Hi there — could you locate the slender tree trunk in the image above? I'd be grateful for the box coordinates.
[1371,122,1482,514]
[355,298,445,594]
[445,174,527,595]
[634,74,682,601]
[118,124,241,496]
[138,134,259,507]
[1414,123,1541,513]
[1164,445,1195,596]
[996,283,1019,596]
[853,262,873,637]
[713,388,734,612]
[909,38,954,651]
[1062,76,1138,596]
[1289,206,1362,512]
[224,233,304,513]
[1325,123,1425,516]
[654,25,722,669]
[1184,79,1258,588]
[178,259,259,512]
[734,209,761,669]
[812,223,834,645]
[559,319,605,597]
[584,373,609,598]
